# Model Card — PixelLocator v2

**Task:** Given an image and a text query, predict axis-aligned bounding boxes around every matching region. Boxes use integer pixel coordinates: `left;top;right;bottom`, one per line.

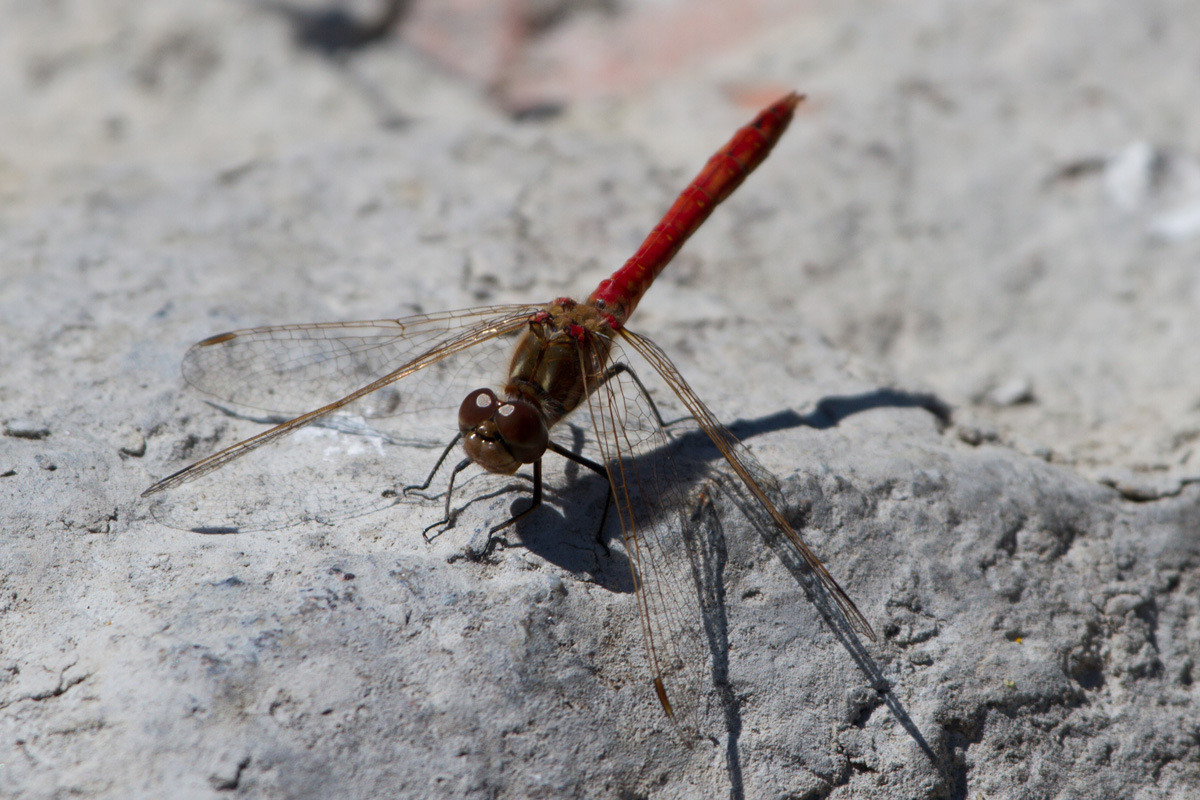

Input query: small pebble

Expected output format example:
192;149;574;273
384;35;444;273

1151;200;1200;242
119;429;147;457
1104;593;1145;617
988;378;1034;407
957;425;999;446
4;419;50;440
1094;466;1188;501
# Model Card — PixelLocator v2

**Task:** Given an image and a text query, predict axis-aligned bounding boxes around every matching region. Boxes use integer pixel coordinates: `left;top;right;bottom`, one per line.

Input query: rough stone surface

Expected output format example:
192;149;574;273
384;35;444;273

2;1;1198;799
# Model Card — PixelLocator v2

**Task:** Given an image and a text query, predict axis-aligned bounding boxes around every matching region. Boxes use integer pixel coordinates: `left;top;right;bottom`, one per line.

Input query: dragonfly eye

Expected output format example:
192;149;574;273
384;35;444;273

459;388;499;431
495;401;548;464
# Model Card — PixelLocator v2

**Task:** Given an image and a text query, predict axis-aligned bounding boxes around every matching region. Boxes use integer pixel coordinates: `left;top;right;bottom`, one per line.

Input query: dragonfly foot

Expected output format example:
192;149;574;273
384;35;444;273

421;516;455;542
483;532;511;557
456;529;510;562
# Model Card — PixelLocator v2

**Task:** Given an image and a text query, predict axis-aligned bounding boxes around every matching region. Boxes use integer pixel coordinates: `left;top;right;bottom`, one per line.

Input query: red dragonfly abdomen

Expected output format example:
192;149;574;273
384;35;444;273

587;92;801;328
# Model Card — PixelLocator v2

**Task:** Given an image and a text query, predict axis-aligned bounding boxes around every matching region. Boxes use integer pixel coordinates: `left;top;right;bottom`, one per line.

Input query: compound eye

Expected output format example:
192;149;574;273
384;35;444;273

459;388;499;432
495;401;549;464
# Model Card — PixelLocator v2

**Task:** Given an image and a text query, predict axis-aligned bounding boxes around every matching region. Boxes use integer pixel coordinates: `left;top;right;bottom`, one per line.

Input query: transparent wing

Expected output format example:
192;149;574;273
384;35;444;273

617;328;876;644
180;304;540;418
574;326;876;734
143;305;542;530
577;334;724;733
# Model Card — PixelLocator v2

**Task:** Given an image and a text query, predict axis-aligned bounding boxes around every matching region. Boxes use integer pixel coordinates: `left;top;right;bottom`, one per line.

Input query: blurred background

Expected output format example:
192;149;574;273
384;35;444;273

5;0;1197;496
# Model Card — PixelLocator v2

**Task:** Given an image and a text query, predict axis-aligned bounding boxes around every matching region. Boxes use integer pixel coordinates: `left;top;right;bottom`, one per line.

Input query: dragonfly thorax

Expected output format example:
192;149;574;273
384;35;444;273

504;302;615;428
459;387;549;475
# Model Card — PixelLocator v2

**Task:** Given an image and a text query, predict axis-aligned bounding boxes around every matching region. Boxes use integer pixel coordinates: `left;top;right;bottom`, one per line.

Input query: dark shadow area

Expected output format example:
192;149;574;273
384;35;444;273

793;388;952;431
510;103;567;123
511;491;637;597
259;0;414;128
495;386;950;782
682;488;745;800
411;454;637;595
265;0;412;55
500;387;953;608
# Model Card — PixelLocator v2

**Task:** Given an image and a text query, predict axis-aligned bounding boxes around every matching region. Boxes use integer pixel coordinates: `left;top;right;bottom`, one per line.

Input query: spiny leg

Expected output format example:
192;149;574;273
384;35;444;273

482;459;543;555
403;432;473;540
419;456;473;540
547;440;613;555
404;430;543;550
403;432;463;495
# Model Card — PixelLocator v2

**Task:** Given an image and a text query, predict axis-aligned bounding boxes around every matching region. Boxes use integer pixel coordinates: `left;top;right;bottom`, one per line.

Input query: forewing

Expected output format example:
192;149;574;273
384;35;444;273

180;305;540;418
144;306;541;531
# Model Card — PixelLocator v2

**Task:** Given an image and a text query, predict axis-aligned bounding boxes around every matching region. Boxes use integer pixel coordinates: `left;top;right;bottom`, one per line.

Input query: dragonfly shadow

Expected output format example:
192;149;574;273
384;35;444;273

746;498;940;768
509;470;637;597
726;389;947;772
790;387;953;431
530;386;954;584
506;501;638;594
511;386;948;781
680;484;746;796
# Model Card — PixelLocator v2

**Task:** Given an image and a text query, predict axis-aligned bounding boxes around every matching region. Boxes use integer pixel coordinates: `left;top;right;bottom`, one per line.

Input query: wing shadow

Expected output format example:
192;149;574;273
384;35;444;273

506;386;948;788
512;386;952;589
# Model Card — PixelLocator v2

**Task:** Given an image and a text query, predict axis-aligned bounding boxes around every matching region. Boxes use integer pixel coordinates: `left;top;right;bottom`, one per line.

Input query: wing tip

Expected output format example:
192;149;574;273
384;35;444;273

653;677;675;717
197;331;238;347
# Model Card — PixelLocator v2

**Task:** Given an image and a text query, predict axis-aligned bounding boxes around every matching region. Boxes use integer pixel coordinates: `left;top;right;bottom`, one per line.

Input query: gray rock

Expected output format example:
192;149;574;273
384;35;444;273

1;1;1197;798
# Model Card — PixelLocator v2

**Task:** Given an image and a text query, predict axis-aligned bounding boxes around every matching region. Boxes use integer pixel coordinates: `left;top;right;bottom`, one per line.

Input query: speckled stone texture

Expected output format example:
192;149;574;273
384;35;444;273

2;1;1197;798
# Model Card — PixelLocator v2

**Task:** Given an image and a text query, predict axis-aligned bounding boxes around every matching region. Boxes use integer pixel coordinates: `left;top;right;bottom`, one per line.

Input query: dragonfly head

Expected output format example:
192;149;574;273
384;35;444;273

459;388;549;474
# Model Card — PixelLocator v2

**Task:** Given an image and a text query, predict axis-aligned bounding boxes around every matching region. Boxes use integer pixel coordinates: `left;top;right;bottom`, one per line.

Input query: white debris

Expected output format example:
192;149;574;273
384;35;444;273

1150;200;1200;241
988;378;1035;407
1104;140;1156;211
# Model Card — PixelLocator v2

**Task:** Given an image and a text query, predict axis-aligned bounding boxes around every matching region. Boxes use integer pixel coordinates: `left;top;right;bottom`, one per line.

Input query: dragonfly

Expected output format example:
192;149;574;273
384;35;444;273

143;91;876;725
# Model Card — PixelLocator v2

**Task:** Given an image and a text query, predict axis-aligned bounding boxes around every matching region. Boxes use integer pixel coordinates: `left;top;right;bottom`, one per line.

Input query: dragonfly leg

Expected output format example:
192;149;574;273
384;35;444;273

481;458;544;554
546;441;613;555
420;456;473;540
404;433;463;495
594;483;614;556
601;362;670;428
404;421;614;555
